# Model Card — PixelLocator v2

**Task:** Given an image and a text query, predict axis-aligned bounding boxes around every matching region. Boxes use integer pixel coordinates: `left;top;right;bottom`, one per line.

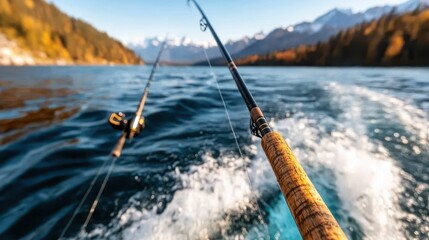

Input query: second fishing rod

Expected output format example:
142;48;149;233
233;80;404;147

84;37;167;228
109;37;168;157
60;37;168;239
85;38;168;229
189;0;347;239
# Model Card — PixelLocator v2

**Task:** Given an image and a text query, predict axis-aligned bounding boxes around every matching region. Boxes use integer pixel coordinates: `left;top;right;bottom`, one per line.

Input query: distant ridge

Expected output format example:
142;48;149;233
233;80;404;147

170;0;428;65
235;8;429;66
229;0;429;59
128;0;429;65
128;33;265;64
0;0;143;65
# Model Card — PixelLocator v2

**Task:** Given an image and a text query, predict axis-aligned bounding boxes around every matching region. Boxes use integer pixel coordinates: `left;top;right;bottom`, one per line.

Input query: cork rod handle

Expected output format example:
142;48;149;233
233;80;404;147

112;133;127;158
261;131;347;240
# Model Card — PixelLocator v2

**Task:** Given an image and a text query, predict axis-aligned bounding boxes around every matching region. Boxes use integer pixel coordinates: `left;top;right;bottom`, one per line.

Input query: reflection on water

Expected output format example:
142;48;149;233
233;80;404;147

0;106;79;145
0;80;78;145
0;83;75;110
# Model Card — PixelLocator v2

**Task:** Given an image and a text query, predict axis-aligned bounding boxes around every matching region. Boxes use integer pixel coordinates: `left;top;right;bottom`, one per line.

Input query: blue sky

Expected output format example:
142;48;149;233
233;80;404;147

49;0;406;44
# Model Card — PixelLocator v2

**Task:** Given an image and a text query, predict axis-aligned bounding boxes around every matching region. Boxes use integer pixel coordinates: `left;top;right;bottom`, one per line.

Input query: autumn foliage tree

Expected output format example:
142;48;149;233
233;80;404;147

0;0;143;64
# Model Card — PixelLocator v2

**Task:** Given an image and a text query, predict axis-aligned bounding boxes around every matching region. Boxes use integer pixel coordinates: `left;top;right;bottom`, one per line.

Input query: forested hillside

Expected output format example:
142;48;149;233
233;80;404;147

0;0;143;65
236;8;429;66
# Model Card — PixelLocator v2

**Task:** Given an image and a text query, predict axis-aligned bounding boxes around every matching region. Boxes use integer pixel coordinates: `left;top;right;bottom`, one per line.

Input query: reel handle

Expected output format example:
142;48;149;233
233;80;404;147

109;112;127;131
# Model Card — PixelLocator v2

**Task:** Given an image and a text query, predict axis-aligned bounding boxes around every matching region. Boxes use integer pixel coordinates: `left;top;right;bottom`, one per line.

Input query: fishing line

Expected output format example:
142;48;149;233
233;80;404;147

81;155;118;231
203;49;268;237
59;155;112;239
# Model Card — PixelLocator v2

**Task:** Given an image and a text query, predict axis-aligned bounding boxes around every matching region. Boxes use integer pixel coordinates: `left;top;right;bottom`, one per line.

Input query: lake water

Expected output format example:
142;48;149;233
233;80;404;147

0;66;428;239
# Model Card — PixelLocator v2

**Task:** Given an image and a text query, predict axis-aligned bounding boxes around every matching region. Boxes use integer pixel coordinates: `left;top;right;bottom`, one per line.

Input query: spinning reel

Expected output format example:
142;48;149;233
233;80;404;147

108;112;145;139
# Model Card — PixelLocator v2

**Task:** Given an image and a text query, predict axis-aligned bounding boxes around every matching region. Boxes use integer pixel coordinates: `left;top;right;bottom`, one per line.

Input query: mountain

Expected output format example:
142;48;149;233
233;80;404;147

195;0;429;66
234;0;429;59
131;0;428;65
313;8;360;29
129;32;265;64
397;0;429;12
129;37;216;64
0;0;143;65
235;8;429;66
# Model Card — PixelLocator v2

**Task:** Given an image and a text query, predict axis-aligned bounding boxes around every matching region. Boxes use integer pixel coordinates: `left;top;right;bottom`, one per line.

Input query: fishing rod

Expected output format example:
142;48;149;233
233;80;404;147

59;38;168;239
83;37;168;229
109;38;168;157
188;1;346;239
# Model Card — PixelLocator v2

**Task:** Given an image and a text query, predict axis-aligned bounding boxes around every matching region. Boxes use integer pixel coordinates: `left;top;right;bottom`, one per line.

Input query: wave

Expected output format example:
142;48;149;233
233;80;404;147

75;82;428;240
80;151;275;239
267;82;429;239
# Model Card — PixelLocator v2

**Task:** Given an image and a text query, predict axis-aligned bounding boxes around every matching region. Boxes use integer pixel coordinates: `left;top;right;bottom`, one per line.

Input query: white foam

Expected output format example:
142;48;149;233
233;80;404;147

329;83;429;146
275;115;405;238
85;152;275;239
267;83;429;239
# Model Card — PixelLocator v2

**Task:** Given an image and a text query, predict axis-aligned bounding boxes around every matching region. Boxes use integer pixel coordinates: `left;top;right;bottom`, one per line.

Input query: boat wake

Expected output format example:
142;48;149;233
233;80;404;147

82;82;428;240
81;150;275;239
267;83;428;239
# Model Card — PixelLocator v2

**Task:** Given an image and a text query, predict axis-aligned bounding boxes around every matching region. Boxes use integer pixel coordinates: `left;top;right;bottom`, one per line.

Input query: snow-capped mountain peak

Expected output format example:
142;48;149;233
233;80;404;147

128;37;161;48
363;5;394;21
315;8;354;24
129;36;214;49
396;0;429;12
253;31;266;40
292;8;356;33
128;34;258;63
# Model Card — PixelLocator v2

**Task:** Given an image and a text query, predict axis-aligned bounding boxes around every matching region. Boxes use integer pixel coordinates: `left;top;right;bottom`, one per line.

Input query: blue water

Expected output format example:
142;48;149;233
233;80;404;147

0;66;428;239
